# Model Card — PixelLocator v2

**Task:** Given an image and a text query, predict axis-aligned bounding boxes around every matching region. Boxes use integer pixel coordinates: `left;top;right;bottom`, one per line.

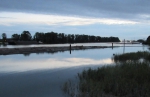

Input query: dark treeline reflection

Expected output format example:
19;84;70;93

22;49;89;56
11;31;120;44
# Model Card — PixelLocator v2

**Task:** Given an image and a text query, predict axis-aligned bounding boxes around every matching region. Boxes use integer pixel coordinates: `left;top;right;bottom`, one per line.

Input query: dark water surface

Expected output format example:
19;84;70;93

0;44;149;97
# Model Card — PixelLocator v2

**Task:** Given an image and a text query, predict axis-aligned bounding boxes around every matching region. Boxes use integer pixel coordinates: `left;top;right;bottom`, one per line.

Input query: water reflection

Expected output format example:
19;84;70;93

0;46;148;72
23;53;30;56
0;46;148;97
0;48;115;97
0;42;142;48
0;57;113;73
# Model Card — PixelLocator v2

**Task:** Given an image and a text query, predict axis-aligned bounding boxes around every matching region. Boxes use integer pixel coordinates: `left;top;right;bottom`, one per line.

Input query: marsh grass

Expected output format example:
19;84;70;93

62;51;150;97
112;51;150;63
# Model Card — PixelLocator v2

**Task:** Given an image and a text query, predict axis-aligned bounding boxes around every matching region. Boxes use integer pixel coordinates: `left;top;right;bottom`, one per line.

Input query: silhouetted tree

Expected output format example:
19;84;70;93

34;32;45;42
20;31;32;41
11;31;120;43
11;34;20;41
137;39;145;43
146;36;150;44
2;33;7;42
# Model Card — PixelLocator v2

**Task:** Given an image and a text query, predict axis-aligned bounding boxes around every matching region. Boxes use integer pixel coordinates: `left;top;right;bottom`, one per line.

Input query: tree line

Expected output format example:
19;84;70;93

142;35;150;45
11;31;120;44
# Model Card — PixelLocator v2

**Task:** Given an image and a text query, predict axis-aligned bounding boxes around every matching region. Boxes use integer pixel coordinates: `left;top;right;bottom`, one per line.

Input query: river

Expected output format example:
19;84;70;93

0;43;149;97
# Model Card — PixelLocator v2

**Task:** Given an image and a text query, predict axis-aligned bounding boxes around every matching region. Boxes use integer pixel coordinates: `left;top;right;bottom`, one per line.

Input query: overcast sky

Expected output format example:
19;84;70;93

0;0;150;40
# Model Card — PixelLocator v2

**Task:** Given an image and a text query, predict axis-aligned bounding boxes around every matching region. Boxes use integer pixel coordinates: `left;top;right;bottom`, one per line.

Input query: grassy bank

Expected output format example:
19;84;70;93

62;51;150;97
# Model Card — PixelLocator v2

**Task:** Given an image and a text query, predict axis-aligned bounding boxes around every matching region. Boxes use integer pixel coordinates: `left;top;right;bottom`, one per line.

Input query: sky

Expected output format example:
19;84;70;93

0;0;150;40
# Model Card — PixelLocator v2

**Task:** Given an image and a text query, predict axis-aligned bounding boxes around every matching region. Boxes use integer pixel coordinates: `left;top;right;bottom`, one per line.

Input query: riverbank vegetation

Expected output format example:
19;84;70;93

113;51;150;63
62;51;150;97
142;35;150;45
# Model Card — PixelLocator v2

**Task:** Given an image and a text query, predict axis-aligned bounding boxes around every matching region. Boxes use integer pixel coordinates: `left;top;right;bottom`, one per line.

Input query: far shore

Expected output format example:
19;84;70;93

0;41;141;55
0;46;119;55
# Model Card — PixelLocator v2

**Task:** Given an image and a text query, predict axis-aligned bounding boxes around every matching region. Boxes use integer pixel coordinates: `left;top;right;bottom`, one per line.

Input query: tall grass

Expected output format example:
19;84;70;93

112;51;150;63
78;62;150;97
62;51;150;97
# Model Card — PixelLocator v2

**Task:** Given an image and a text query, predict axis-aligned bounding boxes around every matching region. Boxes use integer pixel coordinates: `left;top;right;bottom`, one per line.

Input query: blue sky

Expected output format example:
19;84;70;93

0;0;150;40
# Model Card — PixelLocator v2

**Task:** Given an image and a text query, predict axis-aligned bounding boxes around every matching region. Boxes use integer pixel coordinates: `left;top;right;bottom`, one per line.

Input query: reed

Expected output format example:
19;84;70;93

63;51;150;97
112;51;150;63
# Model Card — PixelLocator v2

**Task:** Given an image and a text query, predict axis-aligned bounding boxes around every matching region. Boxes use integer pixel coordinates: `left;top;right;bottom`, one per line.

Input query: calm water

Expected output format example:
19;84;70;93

0;42;142;48
0;43;149;97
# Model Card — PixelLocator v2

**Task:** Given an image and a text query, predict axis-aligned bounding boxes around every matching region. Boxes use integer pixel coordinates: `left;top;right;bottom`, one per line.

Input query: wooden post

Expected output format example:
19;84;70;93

112;43;113;49
124;39;125;46
123;39;125;53
70;44;71;54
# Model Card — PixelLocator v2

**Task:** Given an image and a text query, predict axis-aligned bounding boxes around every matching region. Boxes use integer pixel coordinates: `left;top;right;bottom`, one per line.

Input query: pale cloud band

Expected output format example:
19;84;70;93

0;57;113;72
0;12;138;26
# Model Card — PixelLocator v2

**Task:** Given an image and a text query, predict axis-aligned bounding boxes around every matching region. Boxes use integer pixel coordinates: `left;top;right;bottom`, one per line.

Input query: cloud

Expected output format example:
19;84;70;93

0;0;150;39
0;12;138;26
1;0;150;21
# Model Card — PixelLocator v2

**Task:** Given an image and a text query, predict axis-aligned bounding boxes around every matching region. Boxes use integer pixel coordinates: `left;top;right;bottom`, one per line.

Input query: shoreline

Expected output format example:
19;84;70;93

0;46;117;55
